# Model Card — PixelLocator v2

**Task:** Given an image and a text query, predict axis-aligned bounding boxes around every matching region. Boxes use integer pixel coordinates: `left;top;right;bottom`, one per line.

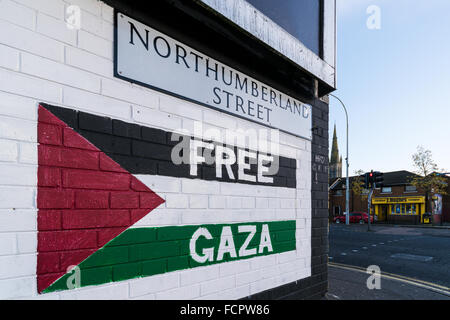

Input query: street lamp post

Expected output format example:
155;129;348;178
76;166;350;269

330;94;350;225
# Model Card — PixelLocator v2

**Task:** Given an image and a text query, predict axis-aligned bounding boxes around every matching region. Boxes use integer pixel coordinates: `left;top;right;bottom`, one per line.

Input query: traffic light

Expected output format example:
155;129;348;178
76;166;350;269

364;170;384;189
373;171;384;189
364;172;371;189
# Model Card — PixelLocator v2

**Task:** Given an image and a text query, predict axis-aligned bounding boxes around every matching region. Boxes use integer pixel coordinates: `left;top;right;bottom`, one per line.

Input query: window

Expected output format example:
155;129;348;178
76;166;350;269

391;203;418;215
381;187;392;193
246;0;322;55
405;185;417;192
334;206;341;216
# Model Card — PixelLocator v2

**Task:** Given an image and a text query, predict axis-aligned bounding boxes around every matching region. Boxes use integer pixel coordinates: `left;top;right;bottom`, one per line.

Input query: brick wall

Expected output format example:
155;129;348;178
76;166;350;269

247;97;329;300
0;0;324;300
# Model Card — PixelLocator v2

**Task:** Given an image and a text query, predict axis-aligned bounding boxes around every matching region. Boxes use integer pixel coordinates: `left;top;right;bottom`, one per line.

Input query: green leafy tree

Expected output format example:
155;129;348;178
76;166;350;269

409;146;448;212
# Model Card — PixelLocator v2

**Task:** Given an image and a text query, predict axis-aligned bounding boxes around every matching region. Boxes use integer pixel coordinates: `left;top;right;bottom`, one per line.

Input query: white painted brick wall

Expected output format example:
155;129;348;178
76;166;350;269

200;275;236;296
0;277;36;300
37;12;77;45
129;273;179;298
0;139;18;162
0;45;20;71
0;233;17;255
0;0;36;31
13;0;65;19
0;0;312;300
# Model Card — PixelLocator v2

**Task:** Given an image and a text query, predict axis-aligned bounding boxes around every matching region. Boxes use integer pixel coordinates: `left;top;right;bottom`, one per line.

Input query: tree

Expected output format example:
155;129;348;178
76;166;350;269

352;169;368;205
409;146;448;212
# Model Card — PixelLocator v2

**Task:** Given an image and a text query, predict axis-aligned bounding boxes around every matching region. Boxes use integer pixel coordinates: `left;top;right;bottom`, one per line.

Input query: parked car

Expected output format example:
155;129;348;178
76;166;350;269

334;212;374;224
360;212;374;224
333;214;346;223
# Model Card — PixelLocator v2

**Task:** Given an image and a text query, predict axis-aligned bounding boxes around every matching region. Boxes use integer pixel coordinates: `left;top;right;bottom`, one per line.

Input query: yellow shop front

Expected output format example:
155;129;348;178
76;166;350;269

372;196;426;224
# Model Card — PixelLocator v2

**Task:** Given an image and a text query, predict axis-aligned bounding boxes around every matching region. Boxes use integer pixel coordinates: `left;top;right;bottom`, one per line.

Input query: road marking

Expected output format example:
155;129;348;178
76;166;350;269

352;250;358;253
341;253;347;256
372;244;377;247
362;247;368;250
325;293;341;300
379;243;384;245
328;262;450;297
391;253;433;262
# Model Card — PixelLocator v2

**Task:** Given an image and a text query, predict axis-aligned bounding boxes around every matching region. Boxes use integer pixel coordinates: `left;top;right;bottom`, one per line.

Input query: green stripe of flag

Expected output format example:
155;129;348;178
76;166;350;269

44;220;296;293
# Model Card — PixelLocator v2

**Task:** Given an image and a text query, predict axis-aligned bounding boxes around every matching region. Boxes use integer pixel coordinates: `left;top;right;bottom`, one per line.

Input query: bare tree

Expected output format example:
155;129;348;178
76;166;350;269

409;146;448;212
412;146;438;176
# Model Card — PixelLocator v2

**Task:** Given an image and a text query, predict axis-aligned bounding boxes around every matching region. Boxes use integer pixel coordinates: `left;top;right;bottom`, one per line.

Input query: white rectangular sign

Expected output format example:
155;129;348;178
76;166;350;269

115;12;312;139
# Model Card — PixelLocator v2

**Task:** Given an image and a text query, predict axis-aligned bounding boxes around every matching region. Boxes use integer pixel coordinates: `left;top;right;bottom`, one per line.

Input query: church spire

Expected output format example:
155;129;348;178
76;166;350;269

329;124;342;179
330;124;340;164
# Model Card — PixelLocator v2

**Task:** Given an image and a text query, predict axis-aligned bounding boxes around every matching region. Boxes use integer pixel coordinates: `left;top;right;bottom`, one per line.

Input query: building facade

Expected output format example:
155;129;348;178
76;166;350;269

329;171;450;225
0;0;336;300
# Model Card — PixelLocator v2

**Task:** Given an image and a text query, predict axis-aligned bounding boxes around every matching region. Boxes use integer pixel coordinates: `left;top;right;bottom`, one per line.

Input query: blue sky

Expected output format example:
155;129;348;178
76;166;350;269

330;0;450;175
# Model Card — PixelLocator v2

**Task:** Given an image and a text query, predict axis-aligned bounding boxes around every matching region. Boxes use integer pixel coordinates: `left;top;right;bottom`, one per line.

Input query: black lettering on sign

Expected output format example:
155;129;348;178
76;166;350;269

41;104;297;188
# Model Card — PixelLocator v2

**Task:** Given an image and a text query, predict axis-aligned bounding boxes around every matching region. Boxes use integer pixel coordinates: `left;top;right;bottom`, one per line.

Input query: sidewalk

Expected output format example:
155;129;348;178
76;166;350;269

375;222;450;230
325;264;450;300
399;224;450;230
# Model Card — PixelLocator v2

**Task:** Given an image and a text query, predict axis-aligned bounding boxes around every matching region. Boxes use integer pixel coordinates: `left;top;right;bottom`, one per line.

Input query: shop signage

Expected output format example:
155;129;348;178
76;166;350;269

372;197;425;204
114;12;312;139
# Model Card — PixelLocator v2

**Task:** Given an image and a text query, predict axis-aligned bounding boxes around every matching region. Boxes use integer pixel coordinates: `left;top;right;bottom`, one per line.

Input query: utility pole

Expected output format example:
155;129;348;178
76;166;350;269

330;94;350;225
365;170;383;231
367;187;374;231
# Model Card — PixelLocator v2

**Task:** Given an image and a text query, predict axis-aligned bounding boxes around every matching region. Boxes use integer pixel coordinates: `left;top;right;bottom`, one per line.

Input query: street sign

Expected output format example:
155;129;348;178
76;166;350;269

115;12;312;139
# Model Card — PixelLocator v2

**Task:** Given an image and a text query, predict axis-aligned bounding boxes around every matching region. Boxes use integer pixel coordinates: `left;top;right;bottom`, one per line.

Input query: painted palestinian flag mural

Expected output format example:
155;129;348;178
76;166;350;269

37;104;298;294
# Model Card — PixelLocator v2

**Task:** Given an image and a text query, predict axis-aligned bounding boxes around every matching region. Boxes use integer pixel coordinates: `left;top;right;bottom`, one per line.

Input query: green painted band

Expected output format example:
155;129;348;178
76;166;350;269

44;220;296;293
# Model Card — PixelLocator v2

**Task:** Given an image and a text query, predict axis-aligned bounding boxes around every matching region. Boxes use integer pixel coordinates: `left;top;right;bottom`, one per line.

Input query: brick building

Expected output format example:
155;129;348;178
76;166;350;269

0;0;336;300
329;171;450;225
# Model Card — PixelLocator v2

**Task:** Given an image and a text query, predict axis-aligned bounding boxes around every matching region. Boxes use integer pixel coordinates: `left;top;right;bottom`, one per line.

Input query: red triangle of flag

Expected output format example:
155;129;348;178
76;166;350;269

37;105;165;293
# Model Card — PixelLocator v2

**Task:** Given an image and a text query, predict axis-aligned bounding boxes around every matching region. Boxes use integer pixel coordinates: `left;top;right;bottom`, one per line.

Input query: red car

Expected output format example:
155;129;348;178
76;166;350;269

334;212;374;224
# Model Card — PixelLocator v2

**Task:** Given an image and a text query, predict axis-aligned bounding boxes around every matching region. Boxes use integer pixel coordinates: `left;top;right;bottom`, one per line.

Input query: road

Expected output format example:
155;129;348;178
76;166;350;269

329;224;450;288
